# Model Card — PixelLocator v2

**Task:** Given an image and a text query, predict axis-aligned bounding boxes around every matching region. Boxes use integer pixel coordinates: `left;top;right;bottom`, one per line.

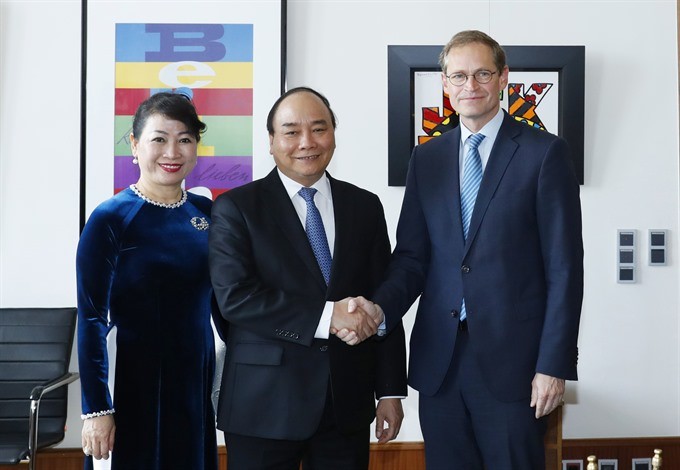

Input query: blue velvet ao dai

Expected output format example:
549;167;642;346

77;188;217;470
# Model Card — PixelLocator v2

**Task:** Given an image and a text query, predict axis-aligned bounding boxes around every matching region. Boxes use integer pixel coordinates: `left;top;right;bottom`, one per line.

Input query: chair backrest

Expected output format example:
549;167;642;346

0;307;77;440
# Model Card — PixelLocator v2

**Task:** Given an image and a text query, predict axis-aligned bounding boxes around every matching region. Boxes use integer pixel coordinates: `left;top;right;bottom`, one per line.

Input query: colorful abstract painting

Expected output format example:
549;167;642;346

114;23;253;199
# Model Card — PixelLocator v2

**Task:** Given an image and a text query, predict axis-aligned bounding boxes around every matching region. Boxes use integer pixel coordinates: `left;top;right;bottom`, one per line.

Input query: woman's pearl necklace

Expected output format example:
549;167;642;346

130;184;187;209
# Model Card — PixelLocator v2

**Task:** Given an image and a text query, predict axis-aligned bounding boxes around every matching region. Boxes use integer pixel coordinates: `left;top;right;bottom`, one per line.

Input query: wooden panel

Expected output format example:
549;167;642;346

5;435;677;470
218;445;227;469
369;442;425;470
0;444;430;470
545;405;563;470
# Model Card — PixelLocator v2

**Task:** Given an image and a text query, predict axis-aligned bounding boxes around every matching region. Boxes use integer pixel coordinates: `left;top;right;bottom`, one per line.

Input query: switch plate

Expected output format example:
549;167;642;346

617;229;636;283
649;229;668;266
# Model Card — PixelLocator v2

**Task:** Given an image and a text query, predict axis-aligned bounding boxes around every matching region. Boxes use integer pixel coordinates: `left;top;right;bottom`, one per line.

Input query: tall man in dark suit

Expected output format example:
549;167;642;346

209;87;407;470
347;30;583;468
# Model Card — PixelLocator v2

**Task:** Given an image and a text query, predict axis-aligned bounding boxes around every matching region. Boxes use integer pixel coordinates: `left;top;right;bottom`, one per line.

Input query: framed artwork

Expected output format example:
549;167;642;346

562;460;584;470
80;0;286;228
599;459;618;470
387;44;585;186
632;458;652;470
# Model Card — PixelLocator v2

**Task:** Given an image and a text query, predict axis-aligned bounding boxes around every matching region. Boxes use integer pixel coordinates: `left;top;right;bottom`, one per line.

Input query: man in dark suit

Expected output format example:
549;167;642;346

209;87;407;470
347;31;583;468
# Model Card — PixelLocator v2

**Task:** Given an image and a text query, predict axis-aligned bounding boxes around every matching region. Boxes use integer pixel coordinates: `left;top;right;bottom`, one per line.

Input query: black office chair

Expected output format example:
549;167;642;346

0;307;80;470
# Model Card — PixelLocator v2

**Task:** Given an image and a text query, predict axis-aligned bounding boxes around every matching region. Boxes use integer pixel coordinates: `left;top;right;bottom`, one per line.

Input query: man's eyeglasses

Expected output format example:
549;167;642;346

445;70;497;86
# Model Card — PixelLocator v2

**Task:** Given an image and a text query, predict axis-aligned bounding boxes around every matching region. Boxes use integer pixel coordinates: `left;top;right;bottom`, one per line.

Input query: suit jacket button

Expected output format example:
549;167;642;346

294;334;300;340
451;310;459;318
319;345;328;352
461;265;470;273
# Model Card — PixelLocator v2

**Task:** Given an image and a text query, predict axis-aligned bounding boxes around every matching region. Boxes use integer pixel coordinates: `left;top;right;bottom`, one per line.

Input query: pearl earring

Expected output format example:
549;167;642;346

132;156;138;164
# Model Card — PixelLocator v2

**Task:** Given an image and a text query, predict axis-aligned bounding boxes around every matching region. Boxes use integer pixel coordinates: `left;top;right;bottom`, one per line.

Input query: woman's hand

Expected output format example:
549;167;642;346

82;415;115;460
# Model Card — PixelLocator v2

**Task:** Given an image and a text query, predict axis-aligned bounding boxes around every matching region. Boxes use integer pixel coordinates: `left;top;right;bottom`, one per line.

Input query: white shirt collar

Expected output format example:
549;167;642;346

277;169;332;202
460;107;505;146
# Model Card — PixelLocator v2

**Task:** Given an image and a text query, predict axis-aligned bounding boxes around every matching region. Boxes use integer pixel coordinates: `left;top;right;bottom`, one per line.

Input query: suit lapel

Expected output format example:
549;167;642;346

327;174;350;291
262;170;328;291
438;129;465;246
465;115;520;253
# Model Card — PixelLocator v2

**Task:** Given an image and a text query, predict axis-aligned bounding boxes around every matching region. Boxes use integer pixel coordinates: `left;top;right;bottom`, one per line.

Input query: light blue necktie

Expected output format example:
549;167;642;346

298;187;332;285
459;133;485;321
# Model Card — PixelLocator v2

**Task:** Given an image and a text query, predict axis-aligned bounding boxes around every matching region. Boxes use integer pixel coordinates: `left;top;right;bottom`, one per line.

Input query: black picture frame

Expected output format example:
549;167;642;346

387;44;585;186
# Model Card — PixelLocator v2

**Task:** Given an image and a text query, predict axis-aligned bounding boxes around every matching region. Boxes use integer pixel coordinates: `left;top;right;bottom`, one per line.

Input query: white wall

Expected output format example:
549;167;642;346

0;0;678;448
0;0;83;448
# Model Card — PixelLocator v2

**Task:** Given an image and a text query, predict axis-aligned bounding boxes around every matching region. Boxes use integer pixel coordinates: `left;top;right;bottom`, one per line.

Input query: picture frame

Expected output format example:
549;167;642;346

632;457;652;470
387;44;585;186
80;0;286;229
562;460;584;470
599;459;618;470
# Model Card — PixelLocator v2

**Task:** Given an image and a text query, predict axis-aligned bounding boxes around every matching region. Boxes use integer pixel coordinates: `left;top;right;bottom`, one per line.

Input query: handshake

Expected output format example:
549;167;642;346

330;296;383;346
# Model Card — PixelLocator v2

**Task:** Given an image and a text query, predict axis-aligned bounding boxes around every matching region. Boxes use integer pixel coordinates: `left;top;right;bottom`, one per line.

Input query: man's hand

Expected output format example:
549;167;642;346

351;296;384;325
82;414;115;460
330;297;379;345
530;372;565;418
375;398;404;443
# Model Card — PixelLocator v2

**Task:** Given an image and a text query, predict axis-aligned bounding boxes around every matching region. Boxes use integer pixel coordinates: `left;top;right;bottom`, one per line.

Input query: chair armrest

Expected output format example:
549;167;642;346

30;372;80;401
27;372;79;470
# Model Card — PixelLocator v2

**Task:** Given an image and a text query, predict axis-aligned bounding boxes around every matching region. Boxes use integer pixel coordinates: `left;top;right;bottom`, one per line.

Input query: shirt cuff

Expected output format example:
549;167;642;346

314;301;334;339
377;320;387;337
376;304;386;336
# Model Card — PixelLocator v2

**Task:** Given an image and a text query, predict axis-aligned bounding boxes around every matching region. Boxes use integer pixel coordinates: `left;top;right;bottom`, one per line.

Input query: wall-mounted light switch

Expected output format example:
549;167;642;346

649;229;667;266
617;229;636;283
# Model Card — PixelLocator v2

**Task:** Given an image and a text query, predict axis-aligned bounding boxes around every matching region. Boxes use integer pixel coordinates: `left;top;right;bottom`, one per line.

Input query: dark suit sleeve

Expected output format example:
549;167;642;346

534;138;584;380
209;192;324;346
374;321;407;398
373;146;430;331
368;197;408;398
210;291;228;342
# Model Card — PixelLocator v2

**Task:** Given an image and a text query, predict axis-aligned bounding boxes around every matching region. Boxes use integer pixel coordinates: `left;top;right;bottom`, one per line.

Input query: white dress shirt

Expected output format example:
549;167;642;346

459;107;505;182
277;169;335;339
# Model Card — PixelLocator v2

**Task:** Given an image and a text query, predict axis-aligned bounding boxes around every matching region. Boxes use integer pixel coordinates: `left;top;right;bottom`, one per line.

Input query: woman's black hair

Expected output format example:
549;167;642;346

132;92;207;142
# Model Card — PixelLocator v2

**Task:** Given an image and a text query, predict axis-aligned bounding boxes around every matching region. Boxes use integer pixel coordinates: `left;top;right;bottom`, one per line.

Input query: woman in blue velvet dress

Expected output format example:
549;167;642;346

77;92;217;470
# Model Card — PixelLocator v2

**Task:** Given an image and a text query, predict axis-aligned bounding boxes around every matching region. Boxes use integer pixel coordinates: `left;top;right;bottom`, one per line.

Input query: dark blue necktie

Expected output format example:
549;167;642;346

298;187;332;285
460;133;485;322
